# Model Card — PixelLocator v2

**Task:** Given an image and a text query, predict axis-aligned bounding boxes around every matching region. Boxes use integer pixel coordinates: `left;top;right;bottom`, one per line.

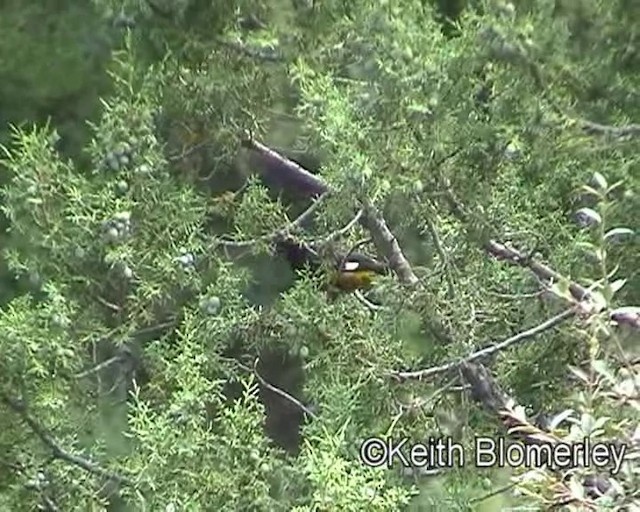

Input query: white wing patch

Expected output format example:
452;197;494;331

343;261;361;271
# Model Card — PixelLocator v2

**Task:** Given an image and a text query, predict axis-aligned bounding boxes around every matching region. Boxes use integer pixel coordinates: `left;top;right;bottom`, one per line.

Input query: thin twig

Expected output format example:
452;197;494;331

392;308;576;380
313;208;364;247
74;355;122;379
487;289;544;300
217;39;283;63
5;462;60;511
215;194;328;249
95;296;121;313
423;214;455;299
338;237;373;270
232;358;318;419
354;290;384;311
251;358;317;419
24;480;60;512
104;373;128;397
40;490;60;512
469;482;519;504
167;140;212;162
1;393;135;487
131;319;177;338
41;493;60;512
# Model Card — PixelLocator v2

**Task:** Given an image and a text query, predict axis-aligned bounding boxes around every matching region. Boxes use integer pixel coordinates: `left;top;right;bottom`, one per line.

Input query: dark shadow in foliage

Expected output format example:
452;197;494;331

221;342;307;455
428;0;468;37
256;346;306;455
242;252;299;308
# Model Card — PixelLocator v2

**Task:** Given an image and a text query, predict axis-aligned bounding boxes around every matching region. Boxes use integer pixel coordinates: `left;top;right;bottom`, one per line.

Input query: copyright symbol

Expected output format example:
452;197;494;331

360;437;388;467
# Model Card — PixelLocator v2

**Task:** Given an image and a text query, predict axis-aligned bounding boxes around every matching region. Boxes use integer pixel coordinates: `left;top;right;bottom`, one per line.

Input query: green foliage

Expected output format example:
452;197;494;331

126;376;284;510
1;0;639;510
295;424;414;511
0;1;111;155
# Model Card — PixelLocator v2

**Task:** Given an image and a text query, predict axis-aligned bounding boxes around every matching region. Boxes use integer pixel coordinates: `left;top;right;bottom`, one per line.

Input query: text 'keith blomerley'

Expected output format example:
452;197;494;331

359;437;627;474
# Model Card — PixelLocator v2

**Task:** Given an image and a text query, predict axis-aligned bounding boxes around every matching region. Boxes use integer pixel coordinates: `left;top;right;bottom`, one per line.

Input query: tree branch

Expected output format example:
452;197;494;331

242;138;328;198
392;307;575;381
445;183;640;329
440;183;593;304
217;39;283;63
313;208;364;247
424;213;455;299
580;119;640;138
0;393;135;487
74;354;123;379
486;239;592;303
359;199;420;286
244;138;419;286
232;358;318;420
214;193;328;248
242;138;617;501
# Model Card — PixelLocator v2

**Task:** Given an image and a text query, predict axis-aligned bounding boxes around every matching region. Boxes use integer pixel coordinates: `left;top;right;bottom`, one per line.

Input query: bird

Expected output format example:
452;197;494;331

332;252;388;292
274;237;388;293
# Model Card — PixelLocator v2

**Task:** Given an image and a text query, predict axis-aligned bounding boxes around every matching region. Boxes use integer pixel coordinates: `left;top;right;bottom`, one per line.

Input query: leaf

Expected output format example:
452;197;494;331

576;241;596;251
610;279;627;294
593;416;610;431
569;366;590;384
604;227;635;241
607;263;620;279
580;413;595;434
580;184;603;198
603;279;626;302
550;279;572;301
591;359;616;384
568;476;585;500
548;409;575;430
607;179;625;194
593;247;605;262
591;171;608;190
575;207;602;226
512;405;528;422
407;103;431;115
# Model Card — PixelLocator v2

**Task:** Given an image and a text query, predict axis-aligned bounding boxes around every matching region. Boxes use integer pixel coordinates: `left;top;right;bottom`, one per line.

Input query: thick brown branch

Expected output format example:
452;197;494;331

441;185;592;304
244;138;418;285
360;199;419;286
242;138;328;198
486;240;591;303
458;361;511;413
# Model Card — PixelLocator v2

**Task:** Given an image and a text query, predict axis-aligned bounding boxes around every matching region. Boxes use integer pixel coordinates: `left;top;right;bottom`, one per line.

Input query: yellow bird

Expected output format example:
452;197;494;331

275;238;388;293
331;253;388;292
